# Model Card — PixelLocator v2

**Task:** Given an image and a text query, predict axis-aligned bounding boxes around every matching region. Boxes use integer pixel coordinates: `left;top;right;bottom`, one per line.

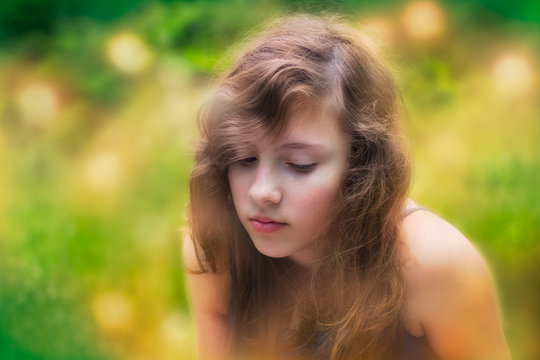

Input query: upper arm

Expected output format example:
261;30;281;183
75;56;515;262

183;232;232;360
401;210;511;360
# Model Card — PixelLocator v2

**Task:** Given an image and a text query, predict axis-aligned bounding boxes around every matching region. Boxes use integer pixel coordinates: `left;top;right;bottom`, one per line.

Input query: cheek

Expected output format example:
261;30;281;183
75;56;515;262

228;170;251;210
288;176;341;224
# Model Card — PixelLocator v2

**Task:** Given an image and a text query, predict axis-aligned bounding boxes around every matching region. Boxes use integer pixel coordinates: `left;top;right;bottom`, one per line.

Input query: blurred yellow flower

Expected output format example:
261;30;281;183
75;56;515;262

402;1;445;41
15;82;59;126
492;53;536;98
106;32;153;74
91;291;135;335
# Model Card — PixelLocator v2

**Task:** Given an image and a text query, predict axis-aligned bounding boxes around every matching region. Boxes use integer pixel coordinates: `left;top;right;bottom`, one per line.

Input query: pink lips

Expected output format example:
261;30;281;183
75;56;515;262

249;216;286;234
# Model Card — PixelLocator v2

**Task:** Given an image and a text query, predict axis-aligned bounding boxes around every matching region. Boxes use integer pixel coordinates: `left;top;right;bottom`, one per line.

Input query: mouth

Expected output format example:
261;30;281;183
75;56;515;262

248;216;287;234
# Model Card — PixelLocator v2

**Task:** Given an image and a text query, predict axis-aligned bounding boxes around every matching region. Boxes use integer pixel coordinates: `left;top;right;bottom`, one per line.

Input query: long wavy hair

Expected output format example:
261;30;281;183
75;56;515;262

188;14;411;359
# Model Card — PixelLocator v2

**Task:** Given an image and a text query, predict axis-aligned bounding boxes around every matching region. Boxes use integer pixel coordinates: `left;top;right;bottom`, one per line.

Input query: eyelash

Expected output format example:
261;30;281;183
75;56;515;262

238;157;257;166
236;157;316;174
287;163;316;174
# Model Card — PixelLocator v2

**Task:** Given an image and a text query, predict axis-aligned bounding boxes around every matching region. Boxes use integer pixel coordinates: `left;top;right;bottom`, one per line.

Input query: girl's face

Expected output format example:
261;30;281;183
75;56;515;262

228;107;349;266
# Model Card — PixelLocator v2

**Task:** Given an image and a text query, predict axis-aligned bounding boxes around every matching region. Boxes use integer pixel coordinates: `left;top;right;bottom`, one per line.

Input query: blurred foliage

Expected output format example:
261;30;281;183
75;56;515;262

0;0;539;359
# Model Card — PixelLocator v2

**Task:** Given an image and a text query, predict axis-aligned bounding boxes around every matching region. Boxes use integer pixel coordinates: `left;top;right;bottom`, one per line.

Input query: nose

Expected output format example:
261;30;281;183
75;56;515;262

248;164;282;205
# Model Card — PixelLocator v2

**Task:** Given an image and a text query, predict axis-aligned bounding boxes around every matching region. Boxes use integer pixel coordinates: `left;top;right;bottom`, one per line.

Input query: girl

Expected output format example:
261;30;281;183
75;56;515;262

184;14;511;360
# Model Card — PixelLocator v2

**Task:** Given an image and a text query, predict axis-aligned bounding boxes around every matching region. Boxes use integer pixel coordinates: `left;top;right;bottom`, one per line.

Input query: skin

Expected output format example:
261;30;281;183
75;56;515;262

184;108;512;359
400;205;512;360
227;106;349;266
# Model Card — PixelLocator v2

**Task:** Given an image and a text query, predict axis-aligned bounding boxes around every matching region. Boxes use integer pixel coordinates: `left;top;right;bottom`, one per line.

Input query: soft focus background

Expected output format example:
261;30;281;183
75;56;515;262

0;0;538;359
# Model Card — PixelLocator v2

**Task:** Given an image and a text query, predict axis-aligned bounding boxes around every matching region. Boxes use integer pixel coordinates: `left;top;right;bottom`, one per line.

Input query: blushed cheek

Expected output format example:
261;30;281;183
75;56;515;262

294;181;341;231
300;169;344;209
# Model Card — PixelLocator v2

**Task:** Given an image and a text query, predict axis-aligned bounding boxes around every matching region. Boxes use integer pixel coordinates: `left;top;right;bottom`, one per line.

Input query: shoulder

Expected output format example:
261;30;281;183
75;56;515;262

399;207;488;335
182;229;206;273
182;229;232;359
182;229;231;315
400;206;486;277
399;206;511;359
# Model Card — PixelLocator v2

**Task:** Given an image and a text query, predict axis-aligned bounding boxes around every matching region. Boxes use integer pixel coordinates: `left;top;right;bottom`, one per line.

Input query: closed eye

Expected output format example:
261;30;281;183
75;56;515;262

238;157;257;166
287;163;316;174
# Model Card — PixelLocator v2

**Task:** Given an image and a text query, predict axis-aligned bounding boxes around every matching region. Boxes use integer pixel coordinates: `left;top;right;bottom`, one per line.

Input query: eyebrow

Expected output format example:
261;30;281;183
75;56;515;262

278;142;325;150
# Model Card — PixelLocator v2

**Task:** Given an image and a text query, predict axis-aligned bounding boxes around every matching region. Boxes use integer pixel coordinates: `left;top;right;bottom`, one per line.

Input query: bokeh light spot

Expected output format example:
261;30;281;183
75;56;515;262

402;1;445;41
16;83;59;126
492;53;536;98
91;291;134;335
161;312;190;350
106;32;153;74
82;151;123;194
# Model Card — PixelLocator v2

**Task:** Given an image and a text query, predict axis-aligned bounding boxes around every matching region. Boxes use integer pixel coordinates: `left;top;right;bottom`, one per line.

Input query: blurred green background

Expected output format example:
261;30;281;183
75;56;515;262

0;0;538;359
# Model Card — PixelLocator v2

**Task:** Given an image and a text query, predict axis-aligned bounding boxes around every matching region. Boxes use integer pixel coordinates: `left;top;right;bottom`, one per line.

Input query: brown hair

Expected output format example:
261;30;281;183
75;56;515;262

188;14;411;359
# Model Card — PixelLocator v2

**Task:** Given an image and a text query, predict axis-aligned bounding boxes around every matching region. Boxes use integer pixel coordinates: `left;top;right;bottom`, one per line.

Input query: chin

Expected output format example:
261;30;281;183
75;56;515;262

251;239;291;259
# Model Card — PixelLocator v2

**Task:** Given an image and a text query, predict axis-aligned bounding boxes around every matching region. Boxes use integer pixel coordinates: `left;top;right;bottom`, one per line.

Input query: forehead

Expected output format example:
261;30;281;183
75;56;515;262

276;105;349;147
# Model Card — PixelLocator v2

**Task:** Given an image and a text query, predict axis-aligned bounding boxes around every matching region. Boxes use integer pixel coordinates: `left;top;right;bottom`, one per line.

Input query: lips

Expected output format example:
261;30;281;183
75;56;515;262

249;216;287;234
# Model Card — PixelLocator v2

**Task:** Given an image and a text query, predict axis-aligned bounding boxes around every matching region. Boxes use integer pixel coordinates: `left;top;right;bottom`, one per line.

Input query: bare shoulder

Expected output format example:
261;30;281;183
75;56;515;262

182;230;232;359
182;229;209;273
399;208;487;335
182;230;230;314
399;207;511;359
400;208;487;277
